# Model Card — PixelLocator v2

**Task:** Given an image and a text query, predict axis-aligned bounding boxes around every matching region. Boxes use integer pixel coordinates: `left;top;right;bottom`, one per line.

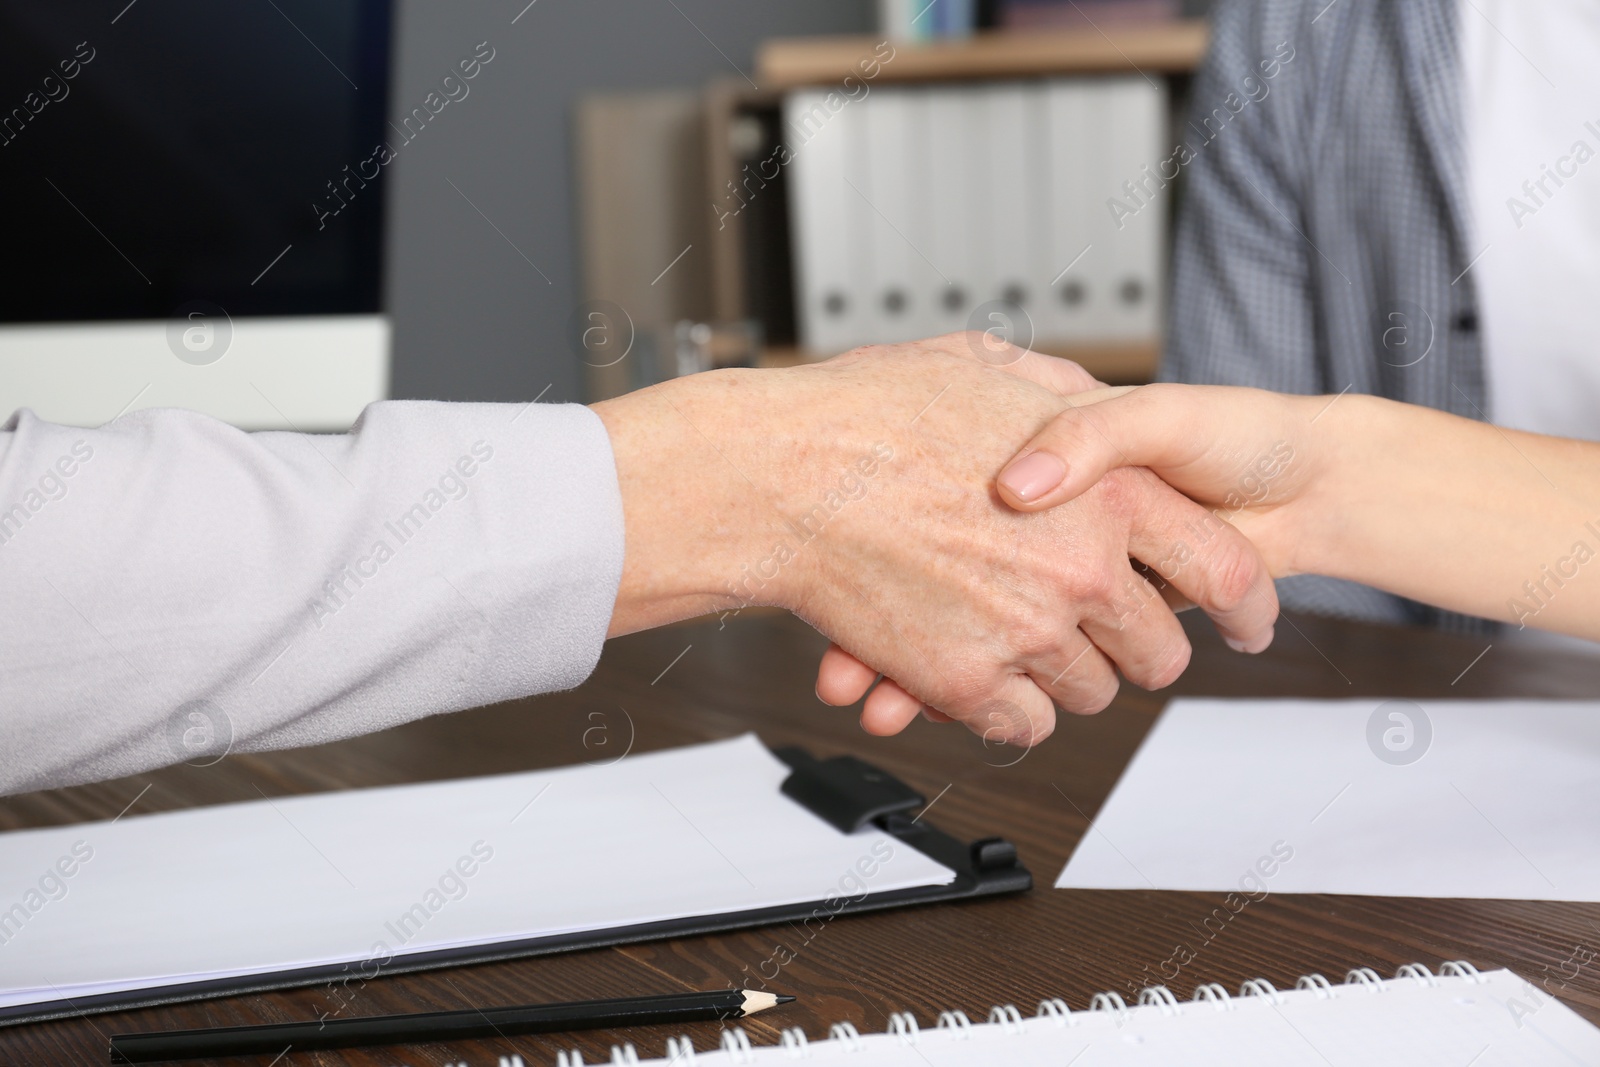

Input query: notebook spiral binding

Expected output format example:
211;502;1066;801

551;961;1489;1064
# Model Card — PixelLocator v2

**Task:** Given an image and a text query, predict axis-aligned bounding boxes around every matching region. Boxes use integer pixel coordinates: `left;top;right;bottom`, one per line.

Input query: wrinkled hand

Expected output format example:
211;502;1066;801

806;343;1280;742
597;335;1279;748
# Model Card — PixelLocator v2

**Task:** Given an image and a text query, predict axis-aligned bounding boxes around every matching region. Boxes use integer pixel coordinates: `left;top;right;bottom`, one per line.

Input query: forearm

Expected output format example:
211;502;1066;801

0;402;622;794
1293;395;1600;639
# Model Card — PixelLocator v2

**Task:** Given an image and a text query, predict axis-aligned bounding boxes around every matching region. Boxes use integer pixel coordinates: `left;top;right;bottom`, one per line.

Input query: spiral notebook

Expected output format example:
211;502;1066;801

580;963;1600;1065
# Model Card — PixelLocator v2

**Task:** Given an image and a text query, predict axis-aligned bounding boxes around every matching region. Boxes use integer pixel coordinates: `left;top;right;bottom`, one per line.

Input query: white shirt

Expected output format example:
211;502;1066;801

1461;0;1600;441
0;403;624;795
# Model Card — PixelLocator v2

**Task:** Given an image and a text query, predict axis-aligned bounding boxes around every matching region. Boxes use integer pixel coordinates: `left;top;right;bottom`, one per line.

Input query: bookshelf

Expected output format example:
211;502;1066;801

756;21;1209;88
721;22;1207;385
574;24;1210;399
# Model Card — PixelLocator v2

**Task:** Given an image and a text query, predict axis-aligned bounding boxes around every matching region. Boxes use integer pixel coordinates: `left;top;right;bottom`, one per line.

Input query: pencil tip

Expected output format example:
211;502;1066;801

739;990;797;1014
775;995;796;1005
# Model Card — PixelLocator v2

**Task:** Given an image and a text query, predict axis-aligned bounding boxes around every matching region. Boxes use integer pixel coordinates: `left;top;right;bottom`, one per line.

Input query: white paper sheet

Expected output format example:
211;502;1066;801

1057;699;1600;900
0;734;953;1009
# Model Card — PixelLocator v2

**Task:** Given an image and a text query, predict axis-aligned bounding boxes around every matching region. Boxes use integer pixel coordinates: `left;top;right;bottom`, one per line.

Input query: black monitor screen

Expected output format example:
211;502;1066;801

0;0;391;323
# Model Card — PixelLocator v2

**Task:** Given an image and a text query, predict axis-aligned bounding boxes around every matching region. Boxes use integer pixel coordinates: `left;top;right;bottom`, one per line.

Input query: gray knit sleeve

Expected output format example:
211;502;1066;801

0;401;624;795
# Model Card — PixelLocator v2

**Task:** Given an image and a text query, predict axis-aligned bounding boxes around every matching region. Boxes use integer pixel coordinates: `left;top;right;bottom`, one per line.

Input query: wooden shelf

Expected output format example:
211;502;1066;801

756;21;1208;88
756;346;815;369
759;340;1159;385
1035;339;1160;383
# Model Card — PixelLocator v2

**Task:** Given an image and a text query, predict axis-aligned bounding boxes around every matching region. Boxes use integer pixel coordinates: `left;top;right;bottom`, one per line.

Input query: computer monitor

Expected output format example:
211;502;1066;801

0;0;393;429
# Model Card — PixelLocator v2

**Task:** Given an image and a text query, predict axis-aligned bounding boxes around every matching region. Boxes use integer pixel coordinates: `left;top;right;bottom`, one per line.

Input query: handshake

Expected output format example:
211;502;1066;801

4;329;1578;796
595;332;1295;749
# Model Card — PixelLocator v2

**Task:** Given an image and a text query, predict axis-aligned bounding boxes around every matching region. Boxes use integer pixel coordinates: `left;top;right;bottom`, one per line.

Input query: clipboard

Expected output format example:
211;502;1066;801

0;741;1030;1027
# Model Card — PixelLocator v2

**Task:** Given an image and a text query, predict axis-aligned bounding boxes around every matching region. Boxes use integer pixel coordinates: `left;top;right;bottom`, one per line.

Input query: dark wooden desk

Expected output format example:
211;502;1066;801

5;612;1600;1066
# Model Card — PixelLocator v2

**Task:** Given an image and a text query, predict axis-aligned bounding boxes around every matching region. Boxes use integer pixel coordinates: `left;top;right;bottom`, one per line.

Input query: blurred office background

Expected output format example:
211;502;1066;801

0;0;1211;424
387;0;881;407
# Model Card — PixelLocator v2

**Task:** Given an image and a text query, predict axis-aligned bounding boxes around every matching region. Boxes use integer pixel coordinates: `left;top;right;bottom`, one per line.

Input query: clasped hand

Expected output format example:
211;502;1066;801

597;333;1280;749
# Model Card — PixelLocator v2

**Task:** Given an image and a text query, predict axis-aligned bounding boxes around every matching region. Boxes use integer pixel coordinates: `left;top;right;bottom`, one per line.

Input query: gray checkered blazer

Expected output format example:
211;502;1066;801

1164;0;1491;631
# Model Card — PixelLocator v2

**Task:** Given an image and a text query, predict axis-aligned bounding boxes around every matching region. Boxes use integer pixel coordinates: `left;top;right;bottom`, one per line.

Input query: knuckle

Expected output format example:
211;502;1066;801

1081;465;1142;516
1040;410;1091;453
1043;398;1094;431
1057;360;1098;392
1057;557;1117;605
938;663;997;712
974;696;1053;747
1144;637;1192;691
1073;676;1120;715
1012;614;1064;660
1202;534;1264;612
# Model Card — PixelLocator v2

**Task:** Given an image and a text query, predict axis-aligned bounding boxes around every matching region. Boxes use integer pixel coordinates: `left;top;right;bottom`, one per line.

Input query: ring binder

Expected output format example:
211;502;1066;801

565;962;1600;1065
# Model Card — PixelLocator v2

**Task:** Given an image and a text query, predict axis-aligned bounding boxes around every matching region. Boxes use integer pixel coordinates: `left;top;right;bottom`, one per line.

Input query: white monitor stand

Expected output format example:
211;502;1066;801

0;314;390;432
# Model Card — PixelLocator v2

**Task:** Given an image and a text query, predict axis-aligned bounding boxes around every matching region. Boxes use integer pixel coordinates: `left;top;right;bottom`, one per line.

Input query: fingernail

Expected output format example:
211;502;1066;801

999;451;1066;502
1225;626;1275;654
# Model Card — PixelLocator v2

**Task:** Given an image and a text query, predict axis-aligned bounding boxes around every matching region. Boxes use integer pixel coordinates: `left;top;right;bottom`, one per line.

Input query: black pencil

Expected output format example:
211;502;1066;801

107;988;794;1064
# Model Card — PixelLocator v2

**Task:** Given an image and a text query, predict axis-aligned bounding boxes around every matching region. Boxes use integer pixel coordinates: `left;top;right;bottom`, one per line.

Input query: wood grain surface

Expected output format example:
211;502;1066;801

4;610;1599;1066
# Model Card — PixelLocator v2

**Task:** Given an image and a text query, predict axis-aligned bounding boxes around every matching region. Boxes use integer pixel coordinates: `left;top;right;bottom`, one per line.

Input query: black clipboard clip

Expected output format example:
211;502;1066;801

774;745;1032;901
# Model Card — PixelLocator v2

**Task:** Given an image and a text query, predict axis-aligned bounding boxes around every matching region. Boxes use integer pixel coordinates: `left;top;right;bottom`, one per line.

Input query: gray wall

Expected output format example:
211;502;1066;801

383;0;873;406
